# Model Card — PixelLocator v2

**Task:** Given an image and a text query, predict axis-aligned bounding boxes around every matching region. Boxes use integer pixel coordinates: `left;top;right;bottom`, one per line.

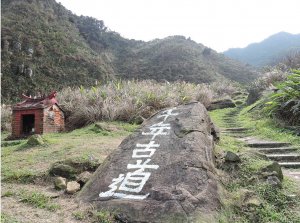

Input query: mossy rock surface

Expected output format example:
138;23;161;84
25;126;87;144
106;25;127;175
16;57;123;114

26;134;45;146
49;157;101;179
49;163;77;179
261;161;283;181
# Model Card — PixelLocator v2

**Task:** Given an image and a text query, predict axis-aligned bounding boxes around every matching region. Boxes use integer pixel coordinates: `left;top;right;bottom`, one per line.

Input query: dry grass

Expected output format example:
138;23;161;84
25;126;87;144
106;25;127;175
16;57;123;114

1;104;12;132
249;69;287;92
57;80;237;129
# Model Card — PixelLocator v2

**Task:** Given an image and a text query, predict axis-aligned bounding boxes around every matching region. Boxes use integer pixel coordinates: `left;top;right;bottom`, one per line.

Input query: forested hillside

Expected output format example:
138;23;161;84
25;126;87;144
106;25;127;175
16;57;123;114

1;0;257;102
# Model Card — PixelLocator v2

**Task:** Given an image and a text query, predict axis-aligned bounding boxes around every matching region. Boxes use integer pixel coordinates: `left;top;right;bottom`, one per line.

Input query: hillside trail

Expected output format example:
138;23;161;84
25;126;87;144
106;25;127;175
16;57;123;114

220;108;300;182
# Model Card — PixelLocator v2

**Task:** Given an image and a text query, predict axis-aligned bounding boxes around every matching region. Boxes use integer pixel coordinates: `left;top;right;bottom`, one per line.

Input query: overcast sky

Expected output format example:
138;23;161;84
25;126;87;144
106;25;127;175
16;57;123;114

57;0;300;52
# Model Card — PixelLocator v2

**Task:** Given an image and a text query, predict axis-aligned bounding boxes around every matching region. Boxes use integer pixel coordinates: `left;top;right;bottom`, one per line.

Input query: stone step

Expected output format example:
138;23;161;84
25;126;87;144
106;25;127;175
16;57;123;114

222;118;236;121
279;162;300;168
222;134;248;138
223;116;238;119
222;134;247;138
222;125;240;128
223;128;249;132
222;130;248;134
266;154;300;162
282;170;300;181
222;122;238;125
247;142;291;148
257;147;299;154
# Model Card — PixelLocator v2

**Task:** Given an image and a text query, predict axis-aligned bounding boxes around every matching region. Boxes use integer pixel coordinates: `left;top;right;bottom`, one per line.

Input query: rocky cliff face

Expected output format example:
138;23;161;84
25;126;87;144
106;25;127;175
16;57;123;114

78;102;222;222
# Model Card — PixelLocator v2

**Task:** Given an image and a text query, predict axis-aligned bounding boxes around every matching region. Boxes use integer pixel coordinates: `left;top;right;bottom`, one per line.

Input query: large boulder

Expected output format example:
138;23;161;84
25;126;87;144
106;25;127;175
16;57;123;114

78;102;222;222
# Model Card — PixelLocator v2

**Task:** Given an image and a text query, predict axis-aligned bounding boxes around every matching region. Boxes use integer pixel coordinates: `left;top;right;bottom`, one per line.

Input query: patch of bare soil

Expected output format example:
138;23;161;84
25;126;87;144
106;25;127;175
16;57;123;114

1;183;95;223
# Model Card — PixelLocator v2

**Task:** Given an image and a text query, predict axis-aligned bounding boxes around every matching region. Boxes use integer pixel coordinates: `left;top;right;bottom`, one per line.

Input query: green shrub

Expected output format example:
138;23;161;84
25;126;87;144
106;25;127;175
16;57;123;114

264;70;300;126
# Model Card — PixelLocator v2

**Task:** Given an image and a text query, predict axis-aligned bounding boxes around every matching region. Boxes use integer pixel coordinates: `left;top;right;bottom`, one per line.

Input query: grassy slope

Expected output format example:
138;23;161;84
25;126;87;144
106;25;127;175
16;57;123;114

210;108;300;223
210;107;300;145
239;104;300;146
1;122;138;182
1;121;138;222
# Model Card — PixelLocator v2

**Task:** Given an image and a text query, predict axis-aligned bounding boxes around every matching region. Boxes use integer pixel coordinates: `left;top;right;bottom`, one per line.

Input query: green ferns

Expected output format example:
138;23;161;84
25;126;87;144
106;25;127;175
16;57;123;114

265;70;300;126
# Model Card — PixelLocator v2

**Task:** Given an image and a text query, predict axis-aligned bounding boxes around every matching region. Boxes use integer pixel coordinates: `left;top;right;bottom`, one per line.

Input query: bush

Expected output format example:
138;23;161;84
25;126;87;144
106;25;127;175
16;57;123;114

248;69;287;93
246;69;288;105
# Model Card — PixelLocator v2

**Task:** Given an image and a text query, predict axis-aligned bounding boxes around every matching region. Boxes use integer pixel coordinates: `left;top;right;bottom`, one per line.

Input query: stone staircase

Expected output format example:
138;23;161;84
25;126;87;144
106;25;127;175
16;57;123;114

220;109;300;181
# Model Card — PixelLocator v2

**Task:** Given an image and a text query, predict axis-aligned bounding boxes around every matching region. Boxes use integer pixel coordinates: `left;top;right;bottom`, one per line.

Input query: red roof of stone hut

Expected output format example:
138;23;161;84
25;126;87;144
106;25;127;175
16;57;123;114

13;91;60;110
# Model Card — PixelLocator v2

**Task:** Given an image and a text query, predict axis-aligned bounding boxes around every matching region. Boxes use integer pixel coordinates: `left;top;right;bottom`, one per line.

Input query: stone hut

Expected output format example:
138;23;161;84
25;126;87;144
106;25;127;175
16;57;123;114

11;91;65;138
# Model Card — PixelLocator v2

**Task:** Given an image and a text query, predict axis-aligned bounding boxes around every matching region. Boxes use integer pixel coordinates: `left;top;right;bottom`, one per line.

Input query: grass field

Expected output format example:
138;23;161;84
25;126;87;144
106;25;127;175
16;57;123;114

1;121;138;223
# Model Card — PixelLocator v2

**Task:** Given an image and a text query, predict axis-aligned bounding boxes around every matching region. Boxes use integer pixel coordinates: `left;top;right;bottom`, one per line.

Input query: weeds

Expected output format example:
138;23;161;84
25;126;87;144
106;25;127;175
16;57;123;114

1;213;21;223
91;210;114;223
1;104;12;132
73;211;85;220
19;190;60;211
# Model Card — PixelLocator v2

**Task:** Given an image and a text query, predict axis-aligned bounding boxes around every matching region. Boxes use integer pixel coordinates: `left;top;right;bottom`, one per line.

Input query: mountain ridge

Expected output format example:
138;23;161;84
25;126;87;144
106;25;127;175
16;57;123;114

224;32;300;67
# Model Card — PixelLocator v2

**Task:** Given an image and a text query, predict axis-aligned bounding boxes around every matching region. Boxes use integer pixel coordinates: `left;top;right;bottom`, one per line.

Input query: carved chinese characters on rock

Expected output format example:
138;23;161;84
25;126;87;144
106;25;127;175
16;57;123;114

99;108;179;200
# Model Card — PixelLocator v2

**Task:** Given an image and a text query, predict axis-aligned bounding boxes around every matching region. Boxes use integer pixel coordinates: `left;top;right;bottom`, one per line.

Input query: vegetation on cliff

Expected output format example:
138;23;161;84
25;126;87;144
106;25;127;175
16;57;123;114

1;0;257;102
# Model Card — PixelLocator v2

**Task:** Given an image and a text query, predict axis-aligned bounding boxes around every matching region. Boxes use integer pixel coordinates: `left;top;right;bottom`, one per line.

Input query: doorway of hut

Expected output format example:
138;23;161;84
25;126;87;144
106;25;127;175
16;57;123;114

22;114;35;135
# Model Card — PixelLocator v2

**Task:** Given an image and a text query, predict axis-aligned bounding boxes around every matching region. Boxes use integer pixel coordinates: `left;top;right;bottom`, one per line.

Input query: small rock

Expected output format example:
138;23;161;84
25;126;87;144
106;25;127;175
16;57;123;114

236;189;262;208
27;134;45;146
24;67;33;77
261;162;283;181
49;163;76;179
225;151;241;162
13;41;21;52
49;158;101;179
54;177;67;190
77;171;92;185
266;176;282;188
66;181;80;194
260;171;279;178
27;48;34;56
245;197;262;207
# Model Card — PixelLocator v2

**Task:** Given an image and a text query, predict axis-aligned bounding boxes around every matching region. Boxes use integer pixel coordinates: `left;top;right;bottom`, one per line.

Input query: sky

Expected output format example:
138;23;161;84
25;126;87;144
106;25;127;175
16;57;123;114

57;0;300;52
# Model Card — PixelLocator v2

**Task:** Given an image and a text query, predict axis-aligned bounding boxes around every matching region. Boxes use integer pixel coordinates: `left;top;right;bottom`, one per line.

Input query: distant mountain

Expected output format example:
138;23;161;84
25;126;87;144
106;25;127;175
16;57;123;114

224;32;300;67
1;0;258;101
114;36;257;84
